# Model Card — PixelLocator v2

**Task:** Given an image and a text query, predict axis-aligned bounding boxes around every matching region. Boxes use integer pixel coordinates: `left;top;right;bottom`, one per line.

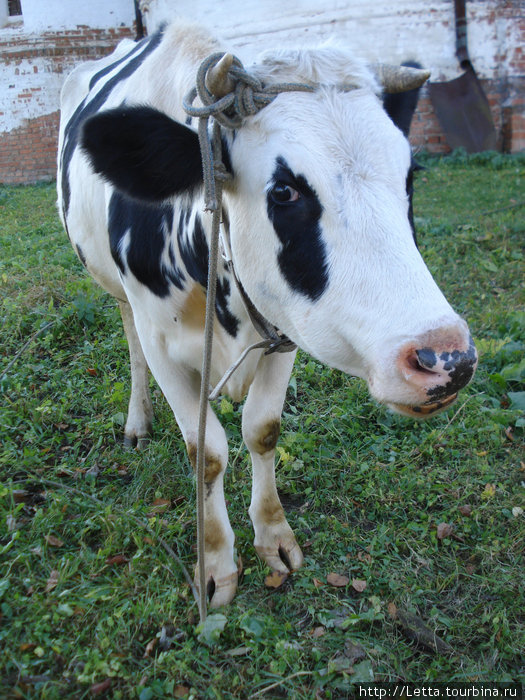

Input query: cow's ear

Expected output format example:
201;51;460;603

80;106;202;201
382;61;424;137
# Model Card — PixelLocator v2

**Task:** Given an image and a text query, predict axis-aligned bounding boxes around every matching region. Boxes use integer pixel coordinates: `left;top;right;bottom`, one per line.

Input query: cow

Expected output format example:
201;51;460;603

57;22;478;607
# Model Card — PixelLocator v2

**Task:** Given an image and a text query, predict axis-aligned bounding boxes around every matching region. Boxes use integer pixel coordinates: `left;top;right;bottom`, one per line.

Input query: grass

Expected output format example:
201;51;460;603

1;152;524;698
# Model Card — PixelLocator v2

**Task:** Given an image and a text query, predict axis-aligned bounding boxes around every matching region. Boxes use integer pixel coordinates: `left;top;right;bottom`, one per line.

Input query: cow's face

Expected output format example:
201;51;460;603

226;87;476;415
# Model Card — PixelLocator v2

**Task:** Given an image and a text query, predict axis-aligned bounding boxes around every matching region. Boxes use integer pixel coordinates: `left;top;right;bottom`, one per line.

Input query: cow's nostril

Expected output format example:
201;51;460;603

406;349;438;375
415;347;439;371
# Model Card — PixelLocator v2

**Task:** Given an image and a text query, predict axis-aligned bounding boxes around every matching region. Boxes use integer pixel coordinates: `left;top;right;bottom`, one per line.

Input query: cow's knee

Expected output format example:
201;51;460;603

243;417;281;456
186;443;226;490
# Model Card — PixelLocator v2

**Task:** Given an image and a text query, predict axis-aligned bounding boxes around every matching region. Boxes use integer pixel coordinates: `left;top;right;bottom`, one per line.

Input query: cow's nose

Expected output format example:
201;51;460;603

398;334;478;400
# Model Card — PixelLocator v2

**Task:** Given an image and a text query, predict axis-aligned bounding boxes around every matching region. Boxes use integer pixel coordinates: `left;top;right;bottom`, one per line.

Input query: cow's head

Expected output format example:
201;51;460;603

81;46;477;417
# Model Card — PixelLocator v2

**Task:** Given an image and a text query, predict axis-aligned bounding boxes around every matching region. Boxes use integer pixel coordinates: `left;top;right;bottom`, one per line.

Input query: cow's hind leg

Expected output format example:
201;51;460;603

242;350;304;576
118;300;153;448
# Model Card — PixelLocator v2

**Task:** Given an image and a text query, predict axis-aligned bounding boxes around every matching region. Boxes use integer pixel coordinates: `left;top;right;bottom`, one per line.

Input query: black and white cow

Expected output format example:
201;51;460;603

57;22;477;606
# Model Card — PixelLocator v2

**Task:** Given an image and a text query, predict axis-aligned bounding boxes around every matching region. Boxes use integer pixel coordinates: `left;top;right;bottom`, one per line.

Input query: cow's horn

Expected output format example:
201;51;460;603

373;64;431;93
205;53;235;98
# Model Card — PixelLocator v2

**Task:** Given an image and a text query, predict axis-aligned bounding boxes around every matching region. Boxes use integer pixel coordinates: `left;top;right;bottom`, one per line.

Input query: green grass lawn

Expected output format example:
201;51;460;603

1;152;524;698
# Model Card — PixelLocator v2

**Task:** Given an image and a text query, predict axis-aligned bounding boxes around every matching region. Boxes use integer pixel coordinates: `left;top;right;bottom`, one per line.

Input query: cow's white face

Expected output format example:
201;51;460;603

227;87;475;415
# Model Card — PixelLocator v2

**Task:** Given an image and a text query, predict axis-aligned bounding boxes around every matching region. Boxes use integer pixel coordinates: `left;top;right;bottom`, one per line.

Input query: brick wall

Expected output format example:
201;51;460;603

0;26;134;184
0;111;59;183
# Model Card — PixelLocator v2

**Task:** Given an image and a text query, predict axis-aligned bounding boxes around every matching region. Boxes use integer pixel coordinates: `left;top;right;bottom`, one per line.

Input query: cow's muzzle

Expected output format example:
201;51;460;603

390;332;478;418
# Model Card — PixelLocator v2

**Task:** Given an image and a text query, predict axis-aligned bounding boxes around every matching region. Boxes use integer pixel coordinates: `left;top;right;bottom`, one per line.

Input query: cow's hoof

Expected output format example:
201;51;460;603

123;434;151;450
194;569;238;608
255;534;304;574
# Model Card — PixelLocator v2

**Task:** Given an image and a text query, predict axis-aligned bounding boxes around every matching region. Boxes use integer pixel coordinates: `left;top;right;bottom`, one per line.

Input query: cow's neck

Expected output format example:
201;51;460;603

218;205;296;355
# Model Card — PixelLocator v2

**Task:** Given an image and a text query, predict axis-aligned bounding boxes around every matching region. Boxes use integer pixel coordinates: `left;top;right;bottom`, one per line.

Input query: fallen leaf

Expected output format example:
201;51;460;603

387;602;398;619
312;577;324;588
45;569;59;593
225;646;251;656
357;551;372;564
352;659;375;682
504;426;514;442
512;506;523;517
158;624;177;651
197;613;227;645
90;678;112;696
395;610;454;655
482;483;496;499
327;573;349;587
174;686;191;698
264;570;288;588
351;579;367;593
311;626;326;638
458;504;472;516
436;522;453;540
20;643;37;652
45;535;64;548
106;554;128;566
85;465;100;479
151;498;171;512
330;655;355;673
344;640;367;664
86;367;97;376
143;638;157;658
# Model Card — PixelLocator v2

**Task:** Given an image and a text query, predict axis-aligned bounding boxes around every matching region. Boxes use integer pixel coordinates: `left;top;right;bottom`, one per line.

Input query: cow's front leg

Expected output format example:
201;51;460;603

242;350;303;575
132;326;237;607
185;429;238;608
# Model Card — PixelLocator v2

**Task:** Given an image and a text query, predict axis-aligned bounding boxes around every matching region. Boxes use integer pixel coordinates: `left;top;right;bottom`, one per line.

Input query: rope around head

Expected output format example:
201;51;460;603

183;52;321;210
183;53;322;623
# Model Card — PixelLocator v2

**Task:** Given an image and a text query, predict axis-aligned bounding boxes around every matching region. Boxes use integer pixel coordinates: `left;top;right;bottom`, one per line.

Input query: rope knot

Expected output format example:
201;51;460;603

183;52;317;212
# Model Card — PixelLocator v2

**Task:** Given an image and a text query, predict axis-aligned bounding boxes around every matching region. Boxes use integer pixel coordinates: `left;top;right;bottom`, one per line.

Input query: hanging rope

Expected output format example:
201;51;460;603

183;53;339;623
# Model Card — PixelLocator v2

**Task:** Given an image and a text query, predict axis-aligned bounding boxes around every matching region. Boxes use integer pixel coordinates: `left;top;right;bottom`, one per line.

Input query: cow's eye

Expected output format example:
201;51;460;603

270;183;300;204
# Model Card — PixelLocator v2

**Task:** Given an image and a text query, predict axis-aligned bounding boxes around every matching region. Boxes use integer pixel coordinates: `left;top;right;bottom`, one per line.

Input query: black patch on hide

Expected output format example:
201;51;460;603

266;156;328;301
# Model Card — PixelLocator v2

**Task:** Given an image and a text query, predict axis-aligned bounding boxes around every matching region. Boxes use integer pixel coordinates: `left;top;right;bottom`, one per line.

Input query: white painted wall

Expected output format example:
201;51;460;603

0;1;8;28
20;0;134;32
0;52;64;132
140;0;517;81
